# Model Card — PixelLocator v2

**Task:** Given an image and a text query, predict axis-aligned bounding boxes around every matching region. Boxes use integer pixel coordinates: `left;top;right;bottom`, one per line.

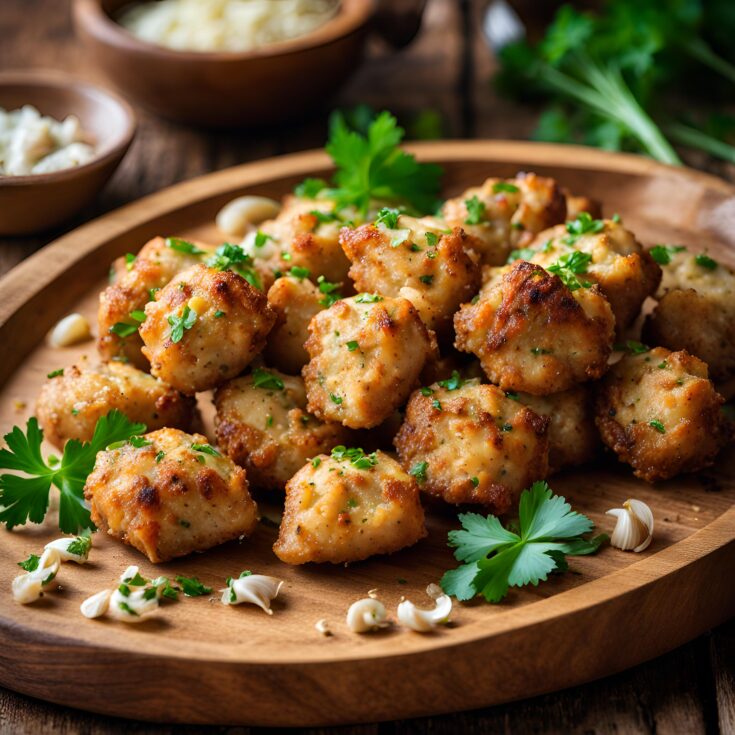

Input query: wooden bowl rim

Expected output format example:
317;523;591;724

0;69;137;188
0;140;734;667
73;0;375;62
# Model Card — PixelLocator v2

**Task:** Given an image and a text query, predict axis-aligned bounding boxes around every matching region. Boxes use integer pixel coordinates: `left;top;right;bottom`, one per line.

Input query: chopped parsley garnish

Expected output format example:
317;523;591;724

155;451;165;463
125;253;136;271
0;410;145;532
295;177;328;198
470;476;480;487
167;305;197;343
437;370;465;391
695;253;718;270
175;575;213;597
66;534;92;558
254;231;273;248
614;340;649;354
420;386;434;396
425;231;439;247
118;601;138;617
441;481;606;603
109;322;138;338
649;244;686;264
310;210;339;224
289;266;311;280
317;275;343;307
419;274;434;285
329;393;343;405
129;436;152;448
611;213;621;223
330;446;378;470
563;212;604;245
47;369;64;379
214;310;225;318
346;340;359;352
507;247;535;263
18;554;40;571
649;420;666;433
166;237;205;255
376;207;401;229
265;415;274;428
311;457;322;468
492;181;520;194
206;243;262;290
505;391;519;401
252;368;284;391
355;293;383;303
547;250;593;291
658;361;668;369
432;399;443;411
129;310;147;323
409;461;428;483
501;423;513;432
464;195;486;225
191;443;220;457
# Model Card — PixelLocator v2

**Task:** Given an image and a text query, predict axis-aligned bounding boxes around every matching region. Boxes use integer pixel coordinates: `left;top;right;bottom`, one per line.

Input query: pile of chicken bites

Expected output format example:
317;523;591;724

36;172;734;566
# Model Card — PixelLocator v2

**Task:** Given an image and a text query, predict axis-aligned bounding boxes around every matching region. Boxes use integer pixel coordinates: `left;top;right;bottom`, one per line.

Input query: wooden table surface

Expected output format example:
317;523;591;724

1;1;734;733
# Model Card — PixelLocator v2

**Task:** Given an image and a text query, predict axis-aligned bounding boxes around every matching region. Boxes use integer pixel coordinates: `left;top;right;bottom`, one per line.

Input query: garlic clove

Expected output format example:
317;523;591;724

48;313;92;348
45;534;92;564
346;598;388;633
216;196;281;238
221;574;283;614
396;584;452;633
107;588;159;623
607;499;654;552
80;589;112;619
315;619;332;636
11;547;61;604
12;573;44;604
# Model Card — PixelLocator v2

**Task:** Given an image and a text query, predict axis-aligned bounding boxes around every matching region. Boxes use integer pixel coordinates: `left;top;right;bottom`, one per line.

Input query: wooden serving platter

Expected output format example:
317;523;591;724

0;142;733;727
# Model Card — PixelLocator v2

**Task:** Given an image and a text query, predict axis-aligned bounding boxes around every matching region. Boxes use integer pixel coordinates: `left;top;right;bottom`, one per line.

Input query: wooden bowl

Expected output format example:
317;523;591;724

0;70;136;236
72;0;379;127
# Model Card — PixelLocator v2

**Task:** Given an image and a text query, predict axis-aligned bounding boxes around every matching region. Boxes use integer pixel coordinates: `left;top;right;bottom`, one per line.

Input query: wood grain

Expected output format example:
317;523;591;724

0;143;733;727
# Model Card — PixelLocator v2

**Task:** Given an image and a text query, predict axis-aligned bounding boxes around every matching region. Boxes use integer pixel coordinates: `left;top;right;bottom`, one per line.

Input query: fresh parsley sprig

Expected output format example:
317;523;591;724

0;410;146;533
441;481;607;603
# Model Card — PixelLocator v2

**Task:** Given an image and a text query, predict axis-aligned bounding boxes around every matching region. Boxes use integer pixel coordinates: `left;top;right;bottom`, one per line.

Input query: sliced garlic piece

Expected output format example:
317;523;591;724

346;598;388;633
11;547;61;604
107;587;159;623
45;534;92;564
216;196;281;238
80;589;112;619
221;574;283;614
396;583;452;633
48;313;91;348
607;499;654;552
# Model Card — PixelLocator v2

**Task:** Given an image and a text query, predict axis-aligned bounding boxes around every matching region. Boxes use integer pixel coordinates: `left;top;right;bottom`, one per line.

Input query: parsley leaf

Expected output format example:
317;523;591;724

166;237;205;255
331;446;378;470
316;275;343;307
18;553;40;571
175;575;213;597
168;305;197;343
295;178;328;198
649;244;686;265
695;253;718;270
206;243;262;290
492;181;520;194
547;251;593;291
441;481;606;603
464;195;486;225
0;410;145;533
409;461;428;483
252;368;284;391
376;207;401;229
437;370;465;391
563;212;604;245
109;322;138;338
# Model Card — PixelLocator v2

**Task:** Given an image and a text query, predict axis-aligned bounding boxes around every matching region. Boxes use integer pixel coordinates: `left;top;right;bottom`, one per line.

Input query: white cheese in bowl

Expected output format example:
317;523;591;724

0;106;96;176
117;0;340;53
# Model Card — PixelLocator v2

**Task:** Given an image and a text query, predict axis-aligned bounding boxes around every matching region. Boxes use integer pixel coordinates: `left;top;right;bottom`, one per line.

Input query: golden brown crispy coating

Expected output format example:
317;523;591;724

644;248;735;386
252;195;350;283
263;275;325;375
455;261;615;395
517;386;598;473
441;172;566;265
140;264;276;395
394;381;549;512
303;295;437;429
339;215;481;335
595;347;728;482
214;370;350;491
36;362;195;450
98;237;215;369
84;428;258;563
522;218;661;332
273;449;426;564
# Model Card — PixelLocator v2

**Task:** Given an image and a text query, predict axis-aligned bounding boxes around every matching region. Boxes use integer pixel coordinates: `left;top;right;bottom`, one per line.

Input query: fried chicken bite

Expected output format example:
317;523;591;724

140;264;276;395
98;236;215;369
595;347;728;482
84;428;258;563
339;213;480;335
394;380;549;513
244;195;350;284
441;172;566;266
263;274;327;375
520;216;661;332
303;294;436;429
214;369;350;491
455;261;615;395
36;362;195;450
644;247;735;387
516;386;598;473
273;448;426;564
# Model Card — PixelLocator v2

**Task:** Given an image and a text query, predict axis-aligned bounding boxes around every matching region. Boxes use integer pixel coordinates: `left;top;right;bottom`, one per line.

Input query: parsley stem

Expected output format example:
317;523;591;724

683;37;735;88
666;122;735;165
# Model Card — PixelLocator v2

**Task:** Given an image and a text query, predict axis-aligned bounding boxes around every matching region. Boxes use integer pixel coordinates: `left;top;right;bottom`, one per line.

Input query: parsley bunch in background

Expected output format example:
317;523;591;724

441;481;607;603
0;410;145;533
496;0;735;165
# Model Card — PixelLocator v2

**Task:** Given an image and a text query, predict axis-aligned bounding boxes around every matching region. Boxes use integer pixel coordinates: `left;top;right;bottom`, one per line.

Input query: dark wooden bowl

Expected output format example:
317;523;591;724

0;70;136;236
72;0;382;128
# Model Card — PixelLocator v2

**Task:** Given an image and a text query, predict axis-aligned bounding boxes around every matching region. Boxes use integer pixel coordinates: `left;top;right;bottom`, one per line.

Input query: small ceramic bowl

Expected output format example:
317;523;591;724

0;70;136;236
72;0;425;128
